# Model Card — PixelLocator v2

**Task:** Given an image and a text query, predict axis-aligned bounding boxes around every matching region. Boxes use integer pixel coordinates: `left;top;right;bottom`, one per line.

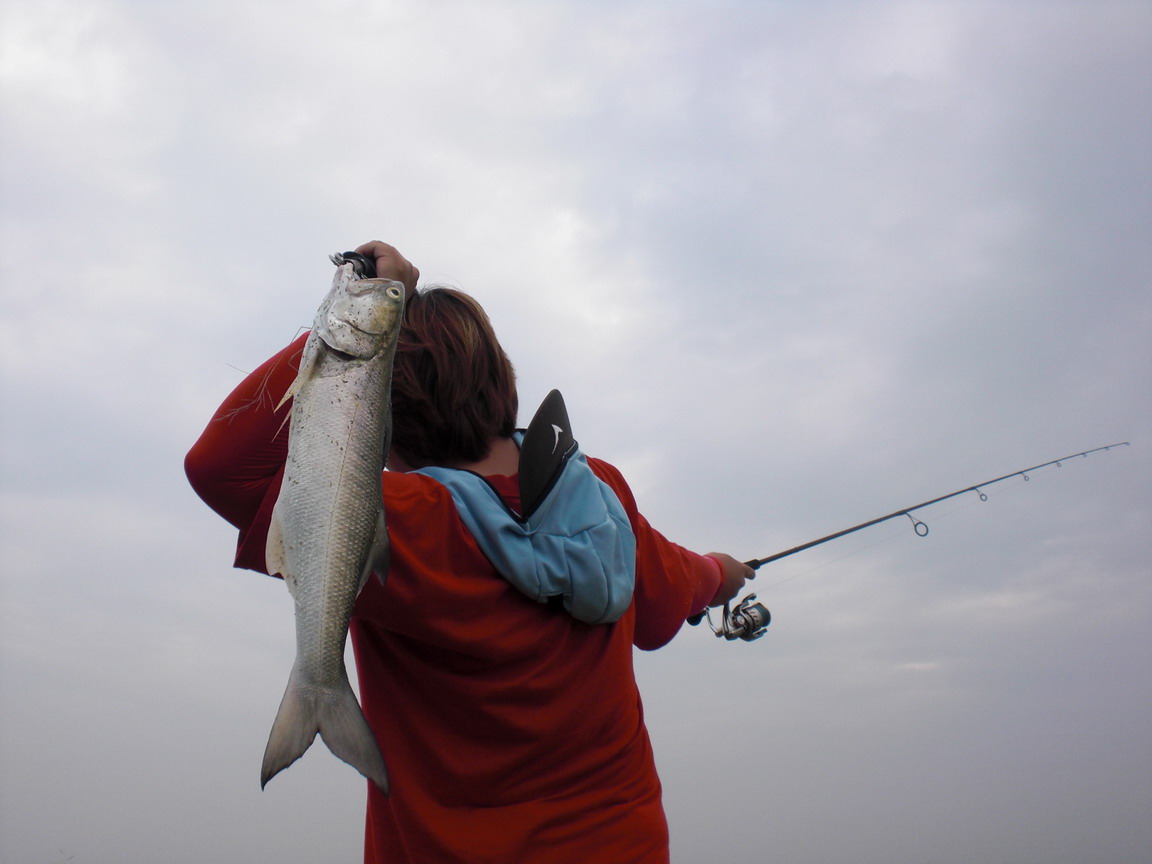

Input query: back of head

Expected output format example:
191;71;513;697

390;287;518;468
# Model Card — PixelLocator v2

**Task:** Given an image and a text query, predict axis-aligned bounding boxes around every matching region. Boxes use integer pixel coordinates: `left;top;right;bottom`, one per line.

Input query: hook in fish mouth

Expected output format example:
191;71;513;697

330;251;377;278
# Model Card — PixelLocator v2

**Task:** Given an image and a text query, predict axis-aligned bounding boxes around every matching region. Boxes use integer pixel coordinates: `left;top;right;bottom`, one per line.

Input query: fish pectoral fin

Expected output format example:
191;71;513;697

360;509;390;589
274;331;321;411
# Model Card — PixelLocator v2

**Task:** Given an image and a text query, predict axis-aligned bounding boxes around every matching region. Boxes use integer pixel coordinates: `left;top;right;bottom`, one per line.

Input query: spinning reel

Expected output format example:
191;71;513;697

700;593;771;642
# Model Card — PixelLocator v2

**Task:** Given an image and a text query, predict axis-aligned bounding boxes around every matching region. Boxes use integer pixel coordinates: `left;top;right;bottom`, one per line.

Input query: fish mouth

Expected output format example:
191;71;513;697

324;345;359;361
333;317;388;337
318;320;388;360
351;323;387;336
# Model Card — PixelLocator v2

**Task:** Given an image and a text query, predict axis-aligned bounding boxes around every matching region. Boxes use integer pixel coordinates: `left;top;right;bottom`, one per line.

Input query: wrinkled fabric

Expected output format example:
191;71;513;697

415;438;636;624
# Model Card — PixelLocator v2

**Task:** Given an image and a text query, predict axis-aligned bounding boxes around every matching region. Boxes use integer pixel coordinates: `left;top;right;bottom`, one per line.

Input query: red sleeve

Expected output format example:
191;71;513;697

184;333;308;573
586;457;722;651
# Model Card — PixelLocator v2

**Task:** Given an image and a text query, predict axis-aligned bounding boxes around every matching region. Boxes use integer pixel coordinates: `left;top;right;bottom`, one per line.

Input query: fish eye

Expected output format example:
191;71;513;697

388;286;403;300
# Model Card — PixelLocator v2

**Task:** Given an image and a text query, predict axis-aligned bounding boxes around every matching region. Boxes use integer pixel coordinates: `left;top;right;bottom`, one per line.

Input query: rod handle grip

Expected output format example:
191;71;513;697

687;558;762;625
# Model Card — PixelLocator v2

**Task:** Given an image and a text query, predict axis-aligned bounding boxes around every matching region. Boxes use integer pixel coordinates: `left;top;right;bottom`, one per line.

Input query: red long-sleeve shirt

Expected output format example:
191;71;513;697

185;334;722;864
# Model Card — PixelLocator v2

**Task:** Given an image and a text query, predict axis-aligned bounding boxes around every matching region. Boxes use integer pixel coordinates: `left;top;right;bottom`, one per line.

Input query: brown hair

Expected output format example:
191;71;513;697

389;287;518;467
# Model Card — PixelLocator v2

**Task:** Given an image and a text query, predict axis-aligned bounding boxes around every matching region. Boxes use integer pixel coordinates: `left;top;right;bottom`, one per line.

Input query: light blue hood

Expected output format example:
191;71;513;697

414;432;636;625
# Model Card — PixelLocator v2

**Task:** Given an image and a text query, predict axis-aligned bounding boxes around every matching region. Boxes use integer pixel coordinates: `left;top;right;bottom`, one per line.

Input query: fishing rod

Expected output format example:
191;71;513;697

693;441;1130;641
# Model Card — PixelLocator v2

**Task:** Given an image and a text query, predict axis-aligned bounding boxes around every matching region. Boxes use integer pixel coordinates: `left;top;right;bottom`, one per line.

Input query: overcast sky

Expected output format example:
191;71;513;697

2;1;1150;862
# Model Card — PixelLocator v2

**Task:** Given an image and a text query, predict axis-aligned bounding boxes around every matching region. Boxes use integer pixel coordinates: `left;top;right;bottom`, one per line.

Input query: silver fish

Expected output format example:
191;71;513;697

261;261;405;792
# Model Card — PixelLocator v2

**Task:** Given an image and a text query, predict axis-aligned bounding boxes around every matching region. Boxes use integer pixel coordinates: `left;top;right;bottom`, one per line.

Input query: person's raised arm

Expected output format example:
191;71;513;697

184;333;306;531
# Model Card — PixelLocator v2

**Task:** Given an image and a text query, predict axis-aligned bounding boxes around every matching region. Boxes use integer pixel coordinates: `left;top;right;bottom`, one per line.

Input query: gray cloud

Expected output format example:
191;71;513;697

2;1;1150;862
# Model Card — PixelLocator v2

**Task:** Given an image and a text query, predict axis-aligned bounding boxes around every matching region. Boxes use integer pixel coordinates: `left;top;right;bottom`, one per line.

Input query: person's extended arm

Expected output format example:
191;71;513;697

587;458;754;649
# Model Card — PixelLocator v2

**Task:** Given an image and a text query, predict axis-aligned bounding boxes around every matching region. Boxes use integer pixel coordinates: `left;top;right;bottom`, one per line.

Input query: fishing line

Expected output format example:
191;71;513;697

759;531;910;590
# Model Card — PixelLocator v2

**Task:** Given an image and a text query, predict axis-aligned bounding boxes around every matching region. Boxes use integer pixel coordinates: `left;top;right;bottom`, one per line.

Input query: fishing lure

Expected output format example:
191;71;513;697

330;251;377;278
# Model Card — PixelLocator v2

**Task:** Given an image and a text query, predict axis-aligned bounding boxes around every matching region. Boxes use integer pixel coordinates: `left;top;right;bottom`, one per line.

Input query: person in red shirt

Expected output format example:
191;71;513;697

185;241;753;863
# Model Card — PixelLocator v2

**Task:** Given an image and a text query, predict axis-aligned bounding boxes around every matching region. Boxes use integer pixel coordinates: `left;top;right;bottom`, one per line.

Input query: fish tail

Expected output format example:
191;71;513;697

260;665;389;794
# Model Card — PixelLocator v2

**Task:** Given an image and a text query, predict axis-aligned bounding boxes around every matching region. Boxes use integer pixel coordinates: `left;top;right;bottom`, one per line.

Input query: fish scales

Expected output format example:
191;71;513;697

261;262;405;793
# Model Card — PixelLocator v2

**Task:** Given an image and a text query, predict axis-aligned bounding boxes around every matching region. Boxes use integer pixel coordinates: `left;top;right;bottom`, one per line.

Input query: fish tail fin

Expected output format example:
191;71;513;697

316;674;390;795
260;665;389;794
260;666;320;789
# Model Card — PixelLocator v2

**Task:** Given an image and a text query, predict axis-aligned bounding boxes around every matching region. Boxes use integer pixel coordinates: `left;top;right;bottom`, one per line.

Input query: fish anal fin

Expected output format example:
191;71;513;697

266;503;289;585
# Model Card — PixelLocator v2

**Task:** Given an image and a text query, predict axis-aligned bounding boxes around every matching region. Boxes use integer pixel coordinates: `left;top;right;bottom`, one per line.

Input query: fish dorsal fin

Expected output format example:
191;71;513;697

519;389;576;519
360;509;390;589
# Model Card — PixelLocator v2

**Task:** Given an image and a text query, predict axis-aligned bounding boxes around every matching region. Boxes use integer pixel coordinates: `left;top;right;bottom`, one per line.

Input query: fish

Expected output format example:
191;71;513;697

260;259;405;793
